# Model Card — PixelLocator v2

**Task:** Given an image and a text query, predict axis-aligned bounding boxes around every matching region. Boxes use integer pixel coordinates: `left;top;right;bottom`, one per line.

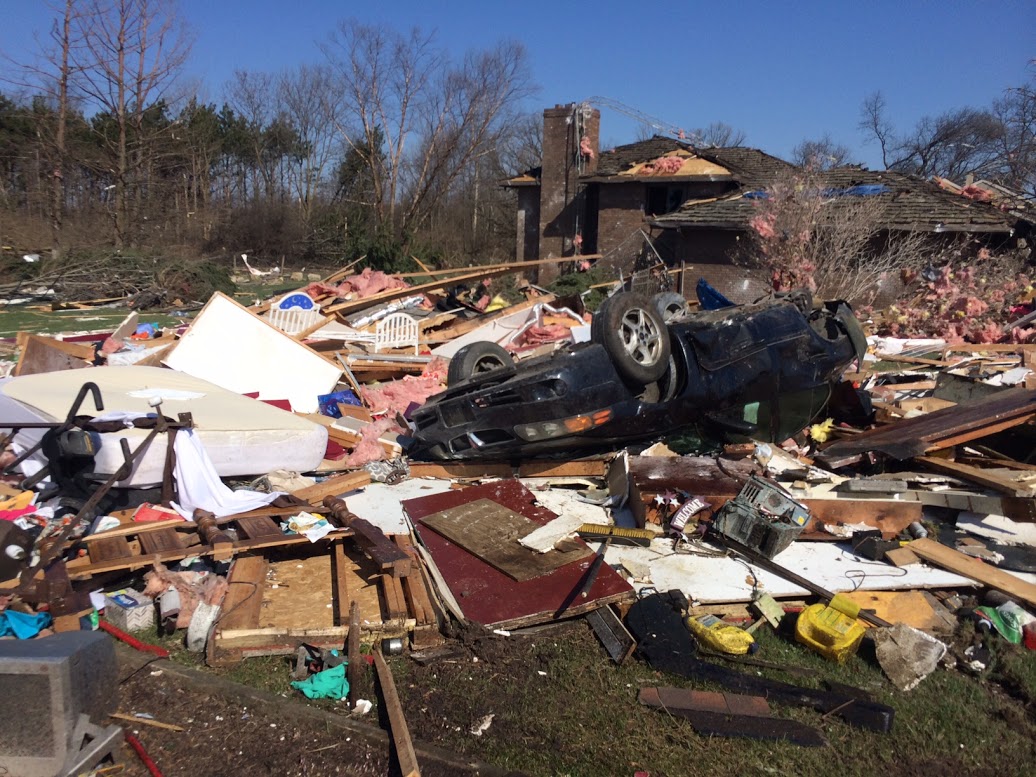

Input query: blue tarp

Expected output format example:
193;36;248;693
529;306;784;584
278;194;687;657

696;278;735;310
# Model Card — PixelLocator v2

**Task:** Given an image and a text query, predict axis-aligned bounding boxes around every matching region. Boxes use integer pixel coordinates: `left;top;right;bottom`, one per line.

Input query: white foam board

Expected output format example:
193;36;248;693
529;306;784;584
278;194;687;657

601;539;973;604
164;292;341;413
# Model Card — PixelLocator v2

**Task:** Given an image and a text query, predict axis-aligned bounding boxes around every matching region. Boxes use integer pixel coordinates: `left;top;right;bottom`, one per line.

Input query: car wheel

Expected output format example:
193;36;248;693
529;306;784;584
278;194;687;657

592;292;671;385
446;342;516;386
653;292;690;323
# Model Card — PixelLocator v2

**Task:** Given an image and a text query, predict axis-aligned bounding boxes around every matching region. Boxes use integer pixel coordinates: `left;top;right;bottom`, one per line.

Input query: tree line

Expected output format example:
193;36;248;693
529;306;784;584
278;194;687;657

0;1;1031;281
1;1;539;273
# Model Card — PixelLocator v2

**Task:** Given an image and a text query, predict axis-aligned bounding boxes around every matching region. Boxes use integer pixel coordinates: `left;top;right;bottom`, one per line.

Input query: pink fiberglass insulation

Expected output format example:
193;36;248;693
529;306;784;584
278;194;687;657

509;324;573;349
142;563;228;629
343;417;401;468
339;267;410;298
359;375;446;416
642;156;684;175
421;357;449;384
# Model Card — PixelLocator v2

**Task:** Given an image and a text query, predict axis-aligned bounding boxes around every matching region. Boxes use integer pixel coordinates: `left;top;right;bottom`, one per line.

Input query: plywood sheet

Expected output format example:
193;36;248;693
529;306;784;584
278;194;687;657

420;498;589;581
842;590;952;633
404;479;633;628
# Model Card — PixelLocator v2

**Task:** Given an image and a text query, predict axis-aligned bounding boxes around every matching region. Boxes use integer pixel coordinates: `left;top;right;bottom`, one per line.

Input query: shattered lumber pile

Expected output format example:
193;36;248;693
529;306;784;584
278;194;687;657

2;268;1036;769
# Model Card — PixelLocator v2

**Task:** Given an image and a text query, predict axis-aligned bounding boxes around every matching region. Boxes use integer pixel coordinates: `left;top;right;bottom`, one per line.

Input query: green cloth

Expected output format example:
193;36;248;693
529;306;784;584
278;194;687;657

290;663;349;700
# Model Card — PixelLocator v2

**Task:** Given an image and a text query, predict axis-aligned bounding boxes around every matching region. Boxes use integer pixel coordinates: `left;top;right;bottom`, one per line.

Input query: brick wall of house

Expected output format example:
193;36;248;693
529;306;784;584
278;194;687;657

596;182;648;273
515;188;540;263
537;104;599;283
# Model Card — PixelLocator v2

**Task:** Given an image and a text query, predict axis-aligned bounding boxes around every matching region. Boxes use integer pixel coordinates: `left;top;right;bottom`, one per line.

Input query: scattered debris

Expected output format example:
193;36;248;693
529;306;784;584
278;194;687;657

4;260;1036;774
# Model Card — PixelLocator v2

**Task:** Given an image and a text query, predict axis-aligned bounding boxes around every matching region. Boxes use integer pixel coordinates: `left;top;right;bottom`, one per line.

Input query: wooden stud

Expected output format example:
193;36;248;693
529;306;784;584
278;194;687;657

372;647;420;777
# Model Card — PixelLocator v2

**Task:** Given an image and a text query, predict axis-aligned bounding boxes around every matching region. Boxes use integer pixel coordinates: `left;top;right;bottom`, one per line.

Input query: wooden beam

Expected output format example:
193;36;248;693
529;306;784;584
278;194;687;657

916;456;1033;497
347;600;361;711
909;537;1036;608
291;471;372;504
373;647;421;777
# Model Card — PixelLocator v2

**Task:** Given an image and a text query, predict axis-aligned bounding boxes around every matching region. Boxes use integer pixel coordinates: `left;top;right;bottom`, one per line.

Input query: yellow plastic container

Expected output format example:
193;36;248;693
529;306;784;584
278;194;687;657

795;594;866;663
685;614;757;655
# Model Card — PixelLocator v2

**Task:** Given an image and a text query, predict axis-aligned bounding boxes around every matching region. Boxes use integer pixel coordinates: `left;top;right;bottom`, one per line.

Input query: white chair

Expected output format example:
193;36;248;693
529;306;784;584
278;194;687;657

267;292;325;336
374;312;419;354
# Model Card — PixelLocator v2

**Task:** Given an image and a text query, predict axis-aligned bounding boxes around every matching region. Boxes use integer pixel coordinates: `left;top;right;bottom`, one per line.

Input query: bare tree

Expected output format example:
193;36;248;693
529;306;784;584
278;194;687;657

321;21;536;239
71;0;192;247
859;91;1006;181
278;65;345;223
0;1;89;259
741;168;928;305
992;73;1036;196
859;92;896;169
792;134;854;170
694;121;746;148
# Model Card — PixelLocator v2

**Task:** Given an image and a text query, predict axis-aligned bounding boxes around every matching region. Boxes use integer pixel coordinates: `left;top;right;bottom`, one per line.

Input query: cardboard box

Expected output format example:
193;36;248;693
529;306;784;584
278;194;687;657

103;589;154;632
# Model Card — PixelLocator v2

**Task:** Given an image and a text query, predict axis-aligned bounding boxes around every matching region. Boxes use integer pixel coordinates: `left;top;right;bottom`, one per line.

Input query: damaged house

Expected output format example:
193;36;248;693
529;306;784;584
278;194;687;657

510;103;1033;301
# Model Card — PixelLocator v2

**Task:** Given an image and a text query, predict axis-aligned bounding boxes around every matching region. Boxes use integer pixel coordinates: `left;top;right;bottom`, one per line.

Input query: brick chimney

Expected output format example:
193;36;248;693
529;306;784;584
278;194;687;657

536;103;600;283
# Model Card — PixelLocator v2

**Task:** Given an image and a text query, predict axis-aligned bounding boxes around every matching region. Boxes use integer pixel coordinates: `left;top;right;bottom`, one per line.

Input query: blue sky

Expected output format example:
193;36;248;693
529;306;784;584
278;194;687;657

1;0;1032;168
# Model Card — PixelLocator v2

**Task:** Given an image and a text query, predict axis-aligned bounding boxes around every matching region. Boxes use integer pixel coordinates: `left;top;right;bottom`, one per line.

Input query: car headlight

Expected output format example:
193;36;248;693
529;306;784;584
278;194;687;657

513;409;613;441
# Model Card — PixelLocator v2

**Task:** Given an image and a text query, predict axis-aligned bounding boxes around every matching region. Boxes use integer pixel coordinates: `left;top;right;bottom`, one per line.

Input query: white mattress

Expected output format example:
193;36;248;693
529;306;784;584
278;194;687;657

0;366;328;487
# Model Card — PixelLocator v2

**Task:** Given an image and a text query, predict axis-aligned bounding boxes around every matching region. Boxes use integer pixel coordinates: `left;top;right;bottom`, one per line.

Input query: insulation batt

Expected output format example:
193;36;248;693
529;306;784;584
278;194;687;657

359;376;445;416
142;562;228;630
343;417;400;468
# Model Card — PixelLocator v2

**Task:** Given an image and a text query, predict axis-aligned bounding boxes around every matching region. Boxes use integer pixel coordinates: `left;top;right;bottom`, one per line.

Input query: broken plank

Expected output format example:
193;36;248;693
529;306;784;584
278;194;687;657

909;537;1036;608
292;471;371;504
137;529;186;555
218;556;268;632
418;497;590;582
372;647;420;777
885;547;920;567
331;542;352;627
380;573;408;622
407;462;515;480
816;387;1036;468
395;536;436;626
915;456;1033;497
638;687;770;717
517;459;610;478
875;353;957;367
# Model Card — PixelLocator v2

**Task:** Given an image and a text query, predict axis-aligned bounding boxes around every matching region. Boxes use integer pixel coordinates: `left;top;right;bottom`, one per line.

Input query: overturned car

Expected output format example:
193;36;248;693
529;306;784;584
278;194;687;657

407;289;866;460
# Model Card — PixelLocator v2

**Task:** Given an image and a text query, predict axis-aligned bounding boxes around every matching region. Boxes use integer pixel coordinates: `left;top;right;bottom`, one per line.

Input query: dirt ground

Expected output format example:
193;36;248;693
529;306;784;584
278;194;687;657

115;665;390;777
109;647;518;777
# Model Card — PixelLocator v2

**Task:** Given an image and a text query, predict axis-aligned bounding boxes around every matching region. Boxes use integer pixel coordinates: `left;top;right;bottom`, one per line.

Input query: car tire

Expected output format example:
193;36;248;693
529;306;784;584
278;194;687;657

653;292;690;323
592;292;671;385
446;341;516;386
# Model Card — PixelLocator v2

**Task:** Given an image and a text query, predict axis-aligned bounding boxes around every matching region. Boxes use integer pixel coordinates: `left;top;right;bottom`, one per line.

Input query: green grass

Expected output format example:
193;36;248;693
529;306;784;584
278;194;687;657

121;610;1036;777
387;625;1035;777
0;304;188;339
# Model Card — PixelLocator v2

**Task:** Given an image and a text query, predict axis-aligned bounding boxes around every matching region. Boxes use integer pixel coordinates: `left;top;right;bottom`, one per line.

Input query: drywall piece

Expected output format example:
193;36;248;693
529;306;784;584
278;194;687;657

430;305;536;359
604;539;971;604
344;479;455;535
164;292;341;413
521;489;611;553
957;511;1036;547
